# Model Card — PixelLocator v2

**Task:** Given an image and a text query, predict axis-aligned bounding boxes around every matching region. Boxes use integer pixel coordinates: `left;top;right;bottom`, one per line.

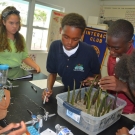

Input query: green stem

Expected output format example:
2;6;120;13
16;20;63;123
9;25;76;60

71;79;75;105
67;86;70;103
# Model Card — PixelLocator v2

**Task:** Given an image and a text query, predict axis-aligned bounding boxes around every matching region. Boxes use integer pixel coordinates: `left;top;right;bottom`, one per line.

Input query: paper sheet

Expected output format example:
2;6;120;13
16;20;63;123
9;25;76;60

29;79;63;89
122;113;135;122
40;128;56;135
129;127;135;135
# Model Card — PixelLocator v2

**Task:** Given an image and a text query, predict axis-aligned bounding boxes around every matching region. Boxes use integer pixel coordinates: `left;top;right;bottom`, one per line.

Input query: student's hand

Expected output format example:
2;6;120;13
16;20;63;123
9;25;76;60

23;57;41;73
82;76;99;86
116;127;130;135
42;89;52;102
35;65;41;73
0;121;26;135
98;76;127;92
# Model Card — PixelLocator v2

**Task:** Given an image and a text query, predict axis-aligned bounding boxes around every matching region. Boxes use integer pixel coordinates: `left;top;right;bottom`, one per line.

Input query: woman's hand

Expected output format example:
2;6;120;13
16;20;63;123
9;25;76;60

35;65;41;73
23;57;41;73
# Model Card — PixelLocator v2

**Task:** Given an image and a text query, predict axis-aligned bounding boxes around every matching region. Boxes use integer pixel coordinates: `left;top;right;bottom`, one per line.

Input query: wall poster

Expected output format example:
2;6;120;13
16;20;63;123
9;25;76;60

82;27;107;67
47;10;66;51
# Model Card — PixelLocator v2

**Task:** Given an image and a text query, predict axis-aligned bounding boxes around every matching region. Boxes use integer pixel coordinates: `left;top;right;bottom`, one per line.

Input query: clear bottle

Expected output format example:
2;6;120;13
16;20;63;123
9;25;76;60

55;124;74;135
0;64;9;88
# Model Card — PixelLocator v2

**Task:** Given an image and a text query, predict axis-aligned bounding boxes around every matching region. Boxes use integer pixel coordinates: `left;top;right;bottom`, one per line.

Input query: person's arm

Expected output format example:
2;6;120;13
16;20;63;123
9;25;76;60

21;37;40;73
47;73;57;92
116;127;130;135
0;121;26;135
99;76;135;102
22;57;41;73
42;73;57;102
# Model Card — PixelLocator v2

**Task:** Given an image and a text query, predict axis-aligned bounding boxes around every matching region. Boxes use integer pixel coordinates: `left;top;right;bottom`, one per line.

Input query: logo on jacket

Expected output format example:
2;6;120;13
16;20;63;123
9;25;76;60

74;64;84;72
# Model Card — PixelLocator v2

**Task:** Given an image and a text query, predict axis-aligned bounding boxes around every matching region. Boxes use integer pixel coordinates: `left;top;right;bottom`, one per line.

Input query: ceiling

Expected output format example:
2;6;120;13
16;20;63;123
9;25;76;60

101;0;135;1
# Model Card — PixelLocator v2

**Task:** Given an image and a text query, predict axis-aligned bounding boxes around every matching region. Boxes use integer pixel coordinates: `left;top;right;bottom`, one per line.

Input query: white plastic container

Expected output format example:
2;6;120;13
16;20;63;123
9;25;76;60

56;88;127;135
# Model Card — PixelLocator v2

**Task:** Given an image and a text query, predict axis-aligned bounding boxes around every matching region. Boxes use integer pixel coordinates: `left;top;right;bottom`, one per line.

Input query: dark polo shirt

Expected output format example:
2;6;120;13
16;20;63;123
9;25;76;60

47;40;100;91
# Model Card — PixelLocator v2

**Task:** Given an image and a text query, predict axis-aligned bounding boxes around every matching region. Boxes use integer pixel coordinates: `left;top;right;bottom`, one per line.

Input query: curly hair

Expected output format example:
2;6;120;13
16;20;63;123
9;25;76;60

127;50;135;76
107;19;134;42
114;54;129;82
61;13;86;33
115;50;135;93
0;6;25;52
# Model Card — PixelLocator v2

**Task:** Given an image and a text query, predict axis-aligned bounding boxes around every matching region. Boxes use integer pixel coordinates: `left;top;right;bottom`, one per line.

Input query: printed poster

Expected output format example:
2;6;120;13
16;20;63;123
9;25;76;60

47;10;66;51
82;27;107;66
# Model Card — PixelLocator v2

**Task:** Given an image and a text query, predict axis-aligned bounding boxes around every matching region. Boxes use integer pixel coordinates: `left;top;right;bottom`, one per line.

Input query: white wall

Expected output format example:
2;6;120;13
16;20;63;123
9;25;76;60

35;0;100;75
100;0;135;5
38;0;100;21
35;0;135;76
99;0;135;77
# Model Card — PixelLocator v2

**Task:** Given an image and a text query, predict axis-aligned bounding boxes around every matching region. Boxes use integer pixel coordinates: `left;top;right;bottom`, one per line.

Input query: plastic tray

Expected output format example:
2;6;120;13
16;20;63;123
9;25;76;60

56;88;127;135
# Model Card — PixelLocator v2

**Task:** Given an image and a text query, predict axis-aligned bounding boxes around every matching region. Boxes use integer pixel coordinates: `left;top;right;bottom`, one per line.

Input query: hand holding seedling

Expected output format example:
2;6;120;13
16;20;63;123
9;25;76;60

98;76;128;92
82;75;100;86
82;77;95;86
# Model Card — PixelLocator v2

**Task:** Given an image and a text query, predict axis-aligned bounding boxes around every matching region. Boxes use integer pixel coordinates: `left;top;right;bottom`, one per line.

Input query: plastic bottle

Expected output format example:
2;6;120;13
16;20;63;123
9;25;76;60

0;64;9;88
55;124;74;135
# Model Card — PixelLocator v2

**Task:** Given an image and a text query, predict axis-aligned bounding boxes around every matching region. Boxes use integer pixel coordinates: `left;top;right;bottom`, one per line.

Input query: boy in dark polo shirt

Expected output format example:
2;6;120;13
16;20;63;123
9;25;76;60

42;13;101;102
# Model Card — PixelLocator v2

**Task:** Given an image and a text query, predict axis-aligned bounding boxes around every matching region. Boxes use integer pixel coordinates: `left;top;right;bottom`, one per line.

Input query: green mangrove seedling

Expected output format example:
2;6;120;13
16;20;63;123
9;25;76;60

66;76;114;117
70;79;76;105
67;86;70;103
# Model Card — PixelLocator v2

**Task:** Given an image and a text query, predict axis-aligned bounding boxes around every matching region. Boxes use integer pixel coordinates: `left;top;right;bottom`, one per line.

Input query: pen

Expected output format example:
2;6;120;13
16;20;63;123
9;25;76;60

3;85;19;89
43;88;48;104
31;86;37;93
43;96;46;104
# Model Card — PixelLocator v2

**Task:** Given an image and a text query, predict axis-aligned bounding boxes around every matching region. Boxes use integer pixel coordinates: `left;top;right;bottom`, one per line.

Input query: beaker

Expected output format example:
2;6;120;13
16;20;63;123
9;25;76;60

0;65;9;88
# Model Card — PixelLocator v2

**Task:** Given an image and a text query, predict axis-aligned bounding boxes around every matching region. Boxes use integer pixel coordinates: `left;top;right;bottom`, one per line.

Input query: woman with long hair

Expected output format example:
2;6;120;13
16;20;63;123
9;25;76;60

0;6;40;72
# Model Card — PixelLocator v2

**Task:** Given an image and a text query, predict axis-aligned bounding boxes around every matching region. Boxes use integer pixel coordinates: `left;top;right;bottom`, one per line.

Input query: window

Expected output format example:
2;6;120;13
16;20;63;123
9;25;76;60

0;0;64;52
0;0;29;39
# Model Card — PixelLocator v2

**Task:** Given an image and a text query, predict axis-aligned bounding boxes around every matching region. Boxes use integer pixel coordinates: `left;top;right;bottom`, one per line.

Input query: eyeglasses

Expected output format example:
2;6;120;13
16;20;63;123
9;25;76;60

2;10;20;19
107;45;122;51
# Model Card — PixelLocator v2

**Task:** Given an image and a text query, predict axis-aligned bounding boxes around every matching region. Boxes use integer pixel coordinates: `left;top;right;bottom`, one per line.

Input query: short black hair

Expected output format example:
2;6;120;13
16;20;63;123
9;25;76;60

61;13;86;33
107;19;134;42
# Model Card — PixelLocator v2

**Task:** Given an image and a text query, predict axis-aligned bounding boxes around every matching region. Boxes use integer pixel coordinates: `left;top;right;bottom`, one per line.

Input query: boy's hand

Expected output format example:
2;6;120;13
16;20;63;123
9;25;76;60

116;127;130;135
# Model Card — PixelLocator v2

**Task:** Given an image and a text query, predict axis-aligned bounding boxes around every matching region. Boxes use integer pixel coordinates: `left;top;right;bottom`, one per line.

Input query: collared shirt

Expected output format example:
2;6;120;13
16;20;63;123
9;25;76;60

63;44;79;57
47;40;100;90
